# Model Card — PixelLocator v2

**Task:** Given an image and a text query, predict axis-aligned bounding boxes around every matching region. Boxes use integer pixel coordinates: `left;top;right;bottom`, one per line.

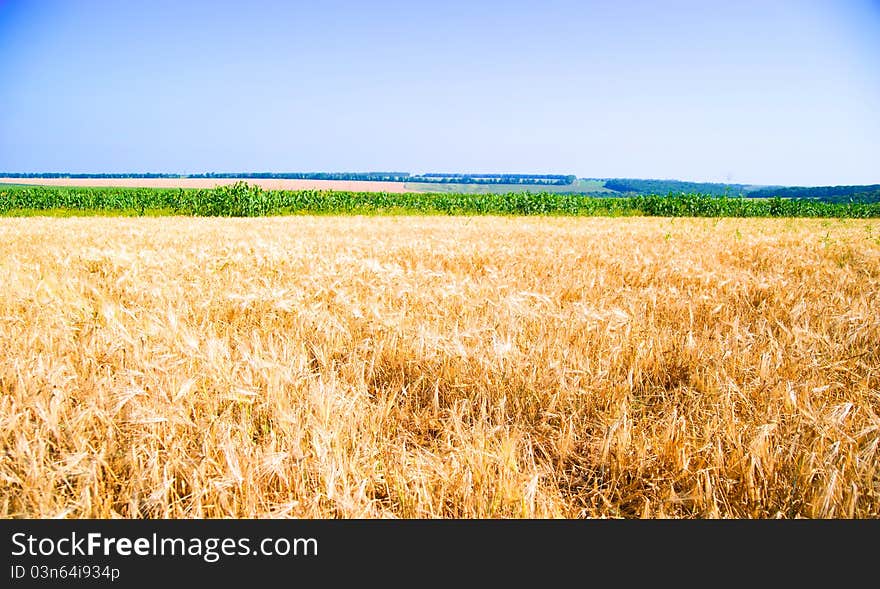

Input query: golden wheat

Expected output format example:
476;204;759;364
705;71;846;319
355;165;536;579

1;215;878;518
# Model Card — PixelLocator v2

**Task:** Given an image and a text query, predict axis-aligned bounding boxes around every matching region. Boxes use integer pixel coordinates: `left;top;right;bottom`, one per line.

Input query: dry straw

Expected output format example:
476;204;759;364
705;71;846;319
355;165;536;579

1;215;877;518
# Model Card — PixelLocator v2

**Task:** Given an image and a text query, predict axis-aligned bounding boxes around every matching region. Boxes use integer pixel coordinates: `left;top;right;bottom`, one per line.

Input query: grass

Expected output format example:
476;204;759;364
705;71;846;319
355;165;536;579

1;215;878;518
402;179;614;195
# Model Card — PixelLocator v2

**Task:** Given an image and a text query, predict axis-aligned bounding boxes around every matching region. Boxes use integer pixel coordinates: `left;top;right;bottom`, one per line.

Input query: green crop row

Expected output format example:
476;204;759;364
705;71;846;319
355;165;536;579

1;182;879;218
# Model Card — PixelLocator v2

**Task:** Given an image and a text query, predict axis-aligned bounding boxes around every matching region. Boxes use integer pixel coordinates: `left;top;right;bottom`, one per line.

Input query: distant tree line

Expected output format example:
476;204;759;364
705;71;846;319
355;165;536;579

603;178;752;196
745;184;880;203
0;171;579;186
0;172;183;178
602;179;880;203
0;172;413;182
409;174;577;185
188;172;413;182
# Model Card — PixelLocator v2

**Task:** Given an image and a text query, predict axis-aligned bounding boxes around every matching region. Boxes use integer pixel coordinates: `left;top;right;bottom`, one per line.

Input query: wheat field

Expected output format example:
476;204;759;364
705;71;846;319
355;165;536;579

1;215;878;518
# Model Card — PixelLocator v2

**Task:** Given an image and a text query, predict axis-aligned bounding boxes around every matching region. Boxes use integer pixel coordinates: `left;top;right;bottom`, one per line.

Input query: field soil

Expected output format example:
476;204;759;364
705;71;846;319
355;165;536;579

1;216;878;517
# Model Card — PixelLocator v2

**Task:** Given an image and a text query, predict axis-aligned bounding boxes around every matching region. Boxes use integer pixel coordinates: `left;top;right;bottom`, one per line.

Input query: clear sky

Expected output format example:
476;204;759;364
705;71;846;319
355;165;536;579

1;0;878;186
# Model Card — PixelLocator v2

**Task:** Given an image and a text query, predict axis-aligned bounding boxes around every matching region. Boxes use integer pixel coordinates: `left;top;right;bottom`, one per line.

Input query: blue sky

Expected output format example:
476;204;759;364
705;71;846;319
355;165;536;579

1;0;878;186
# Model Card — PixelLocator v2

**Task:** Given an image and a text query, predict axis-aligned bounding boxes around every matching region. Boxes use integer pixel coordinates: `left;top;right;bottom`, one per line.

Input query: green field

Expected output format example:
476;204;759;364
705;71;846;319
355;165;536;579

403;178;613;194
2;182;880;218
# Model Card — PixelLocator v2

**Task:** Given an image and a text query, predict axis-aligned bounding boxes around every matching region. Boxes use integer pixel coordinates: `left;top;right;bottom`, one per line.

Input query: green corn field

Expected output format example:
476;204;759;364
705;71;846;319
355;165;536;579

1;181;878;218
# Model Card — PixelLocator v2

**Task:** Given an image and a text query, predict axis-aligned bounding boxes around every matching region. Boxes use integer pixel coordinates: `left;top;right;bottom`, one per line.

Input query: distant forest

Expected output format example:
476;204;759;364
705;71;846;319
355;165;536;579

603;178;758;196
409;174;576;185
1;172;189;179
0;172;576;186
602;179;880;203
745;184;880;203
0;172;416;182
189;172;412;182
